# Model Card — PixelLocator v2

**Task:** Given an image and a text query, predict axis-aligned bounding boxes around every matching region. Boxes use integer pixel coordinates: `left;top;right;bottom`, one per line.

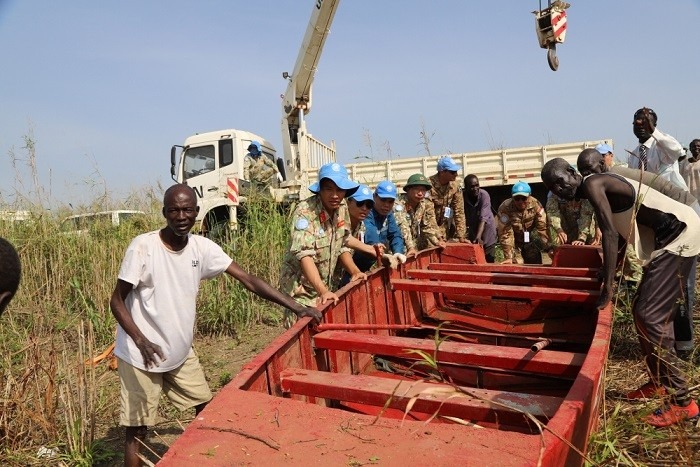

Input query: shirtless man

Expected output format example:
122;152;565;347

541;154;700;427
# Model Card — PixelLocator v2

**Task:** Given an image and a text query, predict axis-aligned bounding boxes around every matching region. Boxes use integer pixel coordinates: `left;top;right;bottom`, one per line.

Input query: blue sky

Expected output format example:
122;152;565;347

1;0;699;208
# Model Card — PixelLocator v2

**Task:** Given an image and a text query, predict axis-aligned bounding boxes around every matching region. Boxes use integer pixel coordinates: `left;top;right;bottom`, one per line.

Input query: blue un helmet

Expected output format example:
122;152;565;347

511;181;531;198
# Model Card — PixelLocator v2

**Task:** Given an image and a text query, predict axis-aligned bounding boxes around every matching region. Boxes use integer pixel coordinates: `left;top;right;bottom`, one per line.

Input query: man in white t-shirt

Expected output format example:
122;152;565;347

110;184;321;467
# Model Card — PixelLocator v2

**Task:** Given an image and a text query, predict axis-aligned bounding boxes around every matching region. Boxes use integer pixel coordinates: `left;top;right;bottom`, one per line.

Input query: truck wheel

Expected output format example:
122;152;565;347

547;46;559;71
203;212;230;243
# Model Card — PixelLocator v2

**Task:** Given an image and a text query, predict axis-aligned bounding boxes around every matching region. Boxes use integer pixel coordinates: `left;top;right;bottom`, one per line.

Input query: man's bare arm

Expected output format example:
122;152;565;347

581;177;621;310
225;261;322;322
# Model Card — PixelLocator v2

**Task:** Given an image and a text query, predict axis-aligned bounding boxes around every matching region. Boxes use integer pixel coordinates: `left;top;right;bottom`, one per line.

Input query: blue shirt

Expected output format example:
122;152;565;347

353;209;405;272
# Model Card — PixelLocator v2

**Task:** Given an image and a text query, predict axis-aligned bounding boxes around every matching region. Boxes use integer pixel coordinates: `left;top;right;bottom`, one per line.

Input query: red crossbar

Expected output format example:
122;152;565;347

280;368;562;422
407;269;601;290
391;279;599;303
427;263;598;278
313;331;584;378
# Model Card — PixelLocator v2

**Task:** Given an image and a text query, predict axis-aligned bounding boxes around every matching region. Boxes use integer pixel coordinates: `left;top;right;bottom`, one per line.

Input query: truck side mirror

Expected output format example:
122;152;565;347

276;158;286;181
170;146;179;181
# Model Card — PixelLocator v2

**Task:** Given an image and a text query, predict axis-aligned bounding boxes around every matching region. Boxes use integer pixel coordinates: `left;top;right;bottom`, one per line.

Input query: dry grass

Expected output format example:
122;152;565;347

586;290;700;466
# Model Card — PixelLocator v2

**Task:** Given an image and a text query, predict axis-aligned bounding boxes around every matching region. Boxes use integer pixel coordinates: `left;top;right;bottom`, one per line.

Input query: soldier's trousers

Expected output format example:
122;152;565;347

621;244;643;283
514;242;542;265
633;251;693;404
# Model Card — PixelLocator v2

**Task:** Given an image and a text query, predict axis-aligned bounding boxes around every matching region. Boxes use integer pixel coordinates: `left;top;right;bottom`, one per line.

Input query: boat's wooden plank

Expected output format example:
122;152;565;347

426;262;598;278
280;368;562;420
313;331;584;378
391;279;599;303
407;269;601;290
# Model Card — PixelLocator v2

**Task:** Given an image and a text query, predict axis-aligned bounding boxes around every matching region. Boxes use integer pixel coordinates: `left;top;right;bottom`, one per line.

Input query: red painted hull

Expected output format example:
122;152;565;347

160;244;611;466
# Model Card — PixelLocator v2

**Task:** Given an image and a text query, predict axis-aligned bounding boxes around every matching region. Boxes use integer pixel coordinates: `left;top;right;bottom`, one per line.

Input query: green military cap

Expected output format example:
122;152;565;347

403;173;432;191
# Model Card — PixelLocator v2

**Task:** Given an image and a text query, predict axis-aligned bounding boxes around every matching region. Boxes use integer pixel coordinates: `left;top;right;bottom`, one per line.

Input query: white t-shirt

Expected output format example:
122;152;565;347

114;231;232;372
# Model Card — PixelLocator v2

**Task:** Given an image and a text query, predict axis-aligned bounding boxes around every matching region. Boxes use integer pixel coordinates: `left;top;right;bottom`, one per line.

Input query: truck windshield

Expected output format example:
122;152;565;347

183;145;215;180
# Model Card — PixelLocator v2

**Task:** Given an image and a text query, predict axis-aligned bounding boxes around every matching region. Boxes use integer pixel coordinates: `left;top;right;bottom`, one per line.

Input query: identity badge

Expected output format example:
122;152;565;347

443;207;452;219
524;231;530;243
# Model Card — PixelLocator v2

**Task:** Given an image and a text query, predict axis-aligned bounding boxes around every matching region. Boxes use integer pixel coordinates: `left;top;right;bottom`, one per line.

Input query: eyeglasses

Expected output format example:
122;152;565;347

354;200;374;209
513;196;528;202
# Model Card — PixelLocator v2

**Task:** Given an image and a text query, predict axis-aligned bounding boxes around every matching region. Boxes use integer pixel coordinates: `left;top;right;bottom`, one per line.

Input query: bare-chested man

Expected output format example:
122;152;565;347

542;154;700;427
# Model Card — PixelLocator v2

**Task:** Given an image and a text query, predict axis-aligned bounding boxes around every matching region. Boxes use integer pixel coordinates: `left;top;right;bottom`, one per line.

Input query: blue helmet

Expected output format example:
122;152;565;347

511;181;531;197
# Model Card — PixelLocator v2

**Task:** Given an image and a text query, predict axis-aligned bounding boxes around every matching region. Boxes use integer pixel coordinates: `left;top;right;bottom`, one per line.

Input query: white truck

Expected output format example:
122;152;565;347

170;0;609;233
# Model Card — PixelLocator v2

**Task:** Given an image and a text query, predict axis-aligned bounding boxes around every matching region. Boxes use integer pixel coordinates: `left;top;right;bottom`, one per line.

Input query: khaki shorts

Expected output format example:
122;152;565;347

118;348;212;427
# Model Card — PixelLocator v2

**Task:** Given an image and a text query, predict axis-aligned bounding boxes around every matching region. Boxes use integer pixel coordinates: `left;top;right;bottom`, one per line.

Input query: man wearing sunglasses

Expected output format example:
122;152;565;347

352;180;406;273
429;157;467;242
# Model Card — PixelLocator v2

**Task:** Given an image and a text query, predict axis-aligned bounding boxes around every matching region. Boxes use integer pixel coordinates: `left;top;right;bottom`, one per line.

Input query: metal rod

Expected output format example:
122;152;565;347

316;323;416;331
531;339;553;352
420;324;570;344
316;323;573;347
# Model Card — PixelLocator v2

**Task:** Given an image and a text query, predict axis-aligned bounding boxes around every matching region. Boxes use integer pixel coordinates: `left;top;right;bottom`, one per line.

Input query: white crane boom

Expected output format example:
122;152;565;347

281;0;340;189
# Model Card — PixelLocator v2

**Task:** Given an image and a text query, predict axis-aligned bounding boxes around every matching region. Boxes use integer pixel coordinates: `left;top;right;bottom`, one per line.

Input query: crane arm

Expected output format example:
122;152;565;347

281;0;340;185
282;0;340;119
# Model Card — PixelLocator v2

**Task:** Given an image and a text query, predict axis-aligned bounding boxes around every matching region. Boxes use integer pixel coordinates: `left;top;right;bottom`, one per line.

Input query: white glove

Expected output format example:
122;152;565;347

381;253;399;269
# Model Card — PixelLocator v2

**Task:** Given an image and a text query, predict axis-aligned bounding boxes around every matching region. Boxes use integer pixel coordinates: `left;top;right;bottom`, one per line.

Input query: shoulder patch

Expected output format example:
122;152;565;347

500;214;510;224
295;218;309;230
394;205;404;212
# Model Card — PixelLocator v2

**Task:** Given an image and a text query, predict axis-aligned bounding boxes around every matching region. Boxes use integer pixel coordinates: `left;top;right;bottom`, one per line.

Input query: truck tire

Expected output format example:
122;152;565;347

203;210;231;243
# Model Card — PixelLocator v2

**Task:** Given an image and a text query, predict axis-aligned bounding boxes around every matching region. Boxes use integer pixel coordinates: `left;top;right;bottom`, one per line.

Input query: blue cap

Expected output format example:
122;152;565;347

595;143;613;155
349;184;373;203
247;141;262;154
374;180;398;199
511;181;531;197
308;163;359;196
437;156;461;172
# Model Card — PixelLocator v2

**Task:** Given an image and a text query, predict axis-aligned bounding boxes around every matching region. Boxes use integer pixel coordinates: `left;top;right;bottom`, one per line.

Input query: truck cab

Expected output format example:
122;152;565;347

171;129;277;234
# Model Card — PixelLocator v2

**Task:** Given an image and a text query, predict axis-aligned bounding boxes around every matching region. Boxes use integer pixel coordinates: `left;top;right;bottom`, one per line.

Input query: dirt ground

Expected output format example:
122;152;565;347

96;323;285;466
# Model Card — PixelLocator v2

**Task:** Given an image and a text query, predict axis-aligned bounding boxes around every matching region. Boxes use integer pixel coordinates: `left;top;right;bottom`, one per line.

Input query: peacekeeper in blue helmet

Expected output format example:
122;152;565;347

496;181;551;264
352;180;406;273
243;140;280;189
279;163;380;327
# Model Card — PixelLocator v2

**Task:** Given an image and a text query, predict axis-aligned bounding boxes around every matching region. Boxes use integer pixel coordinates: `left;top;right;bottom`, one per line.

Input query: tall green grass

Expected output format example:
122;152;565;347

197;192;291;334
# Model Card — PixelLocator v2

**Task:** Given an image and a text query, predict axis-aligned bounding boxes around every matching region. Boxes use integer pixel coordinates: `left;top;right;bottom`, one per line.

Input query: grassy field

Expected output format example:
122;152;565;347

1;193;699;466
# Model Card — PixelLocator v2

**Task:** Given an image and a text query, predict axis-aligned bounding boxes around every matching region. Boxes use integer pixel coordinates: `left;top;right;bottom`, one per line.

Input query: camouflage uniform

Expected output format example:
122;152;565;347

496;197;550;264
428;174;467;241
394;194;442;251
545;194;596;245
280;196;352;326
243;154;279;188
331;221;366;290
621;244;643;283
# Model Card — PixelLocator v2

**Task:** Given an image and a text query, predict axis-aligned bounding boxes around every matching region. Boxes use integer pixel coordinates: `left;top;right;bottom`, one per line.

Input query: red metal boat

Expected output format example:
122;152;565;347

160;244;610;466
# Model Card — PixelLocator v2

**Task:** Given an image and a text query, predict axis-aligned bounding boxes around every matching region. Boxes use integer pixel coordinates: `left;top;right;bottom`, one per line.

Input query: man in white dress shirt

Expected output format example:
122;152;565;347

628;107;695;359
